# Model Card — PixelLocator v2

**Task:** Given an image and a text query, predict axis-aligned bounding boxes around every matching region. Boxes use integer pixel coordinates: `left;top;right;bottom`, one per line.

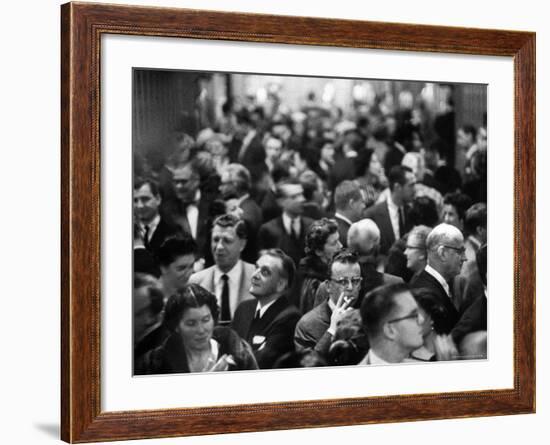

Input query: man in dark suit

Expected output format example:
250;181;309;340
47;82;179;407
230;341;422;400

160;162;211;261
333;180;367;247
219;163;263;263
133;177;181;258
231;249;301;369
410;223;466;334
363;165;416;255
258;179;313;267
294;250;363;359
347;219;403;302
229;110;265;171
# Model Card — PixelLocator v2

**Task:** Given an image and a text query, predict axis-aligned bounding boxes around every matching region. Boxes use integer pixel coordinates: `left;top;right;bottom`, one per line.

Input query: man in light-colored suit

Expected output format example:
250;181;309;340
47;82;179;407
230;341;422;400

188;214;255;325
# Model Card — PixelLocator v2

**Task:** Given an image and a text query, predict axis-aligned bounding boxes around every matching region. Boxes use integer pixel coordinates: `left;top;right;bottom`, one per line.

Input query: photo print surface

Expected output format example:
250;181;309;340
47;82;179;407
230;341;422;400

132;69;487;375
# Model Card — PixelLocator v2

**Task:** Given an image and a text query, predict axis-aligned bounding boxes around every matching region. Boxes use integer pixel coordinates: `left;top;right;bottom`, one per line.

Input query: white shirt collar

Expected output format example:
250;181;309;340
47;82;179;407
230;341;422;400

425;264;451;297
256;296;280;319
214;260;242;283
334;212;353;226
140;214;160;241
282;212;300;236
359;349;391;365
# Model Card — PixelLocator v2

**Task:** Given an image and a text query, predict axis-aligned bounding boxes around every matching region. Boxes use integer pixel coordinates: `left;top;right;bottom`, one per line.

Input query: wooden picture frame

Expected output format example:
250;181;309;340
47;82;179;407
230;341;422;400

61;2;535;442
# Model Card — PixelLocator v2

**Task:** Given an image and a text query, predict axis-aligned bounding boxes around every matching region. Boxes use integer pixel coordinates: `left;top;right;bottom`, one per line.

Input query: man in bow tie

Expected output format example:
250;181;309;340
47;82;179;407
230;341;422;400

161;162;211;262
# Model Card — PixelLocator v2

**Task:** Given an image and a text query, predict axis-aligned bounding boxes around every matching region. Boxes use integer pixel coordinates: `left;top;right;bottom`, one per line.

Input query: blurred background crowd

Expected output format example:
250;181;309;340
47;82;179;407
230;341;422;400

132;70;488;374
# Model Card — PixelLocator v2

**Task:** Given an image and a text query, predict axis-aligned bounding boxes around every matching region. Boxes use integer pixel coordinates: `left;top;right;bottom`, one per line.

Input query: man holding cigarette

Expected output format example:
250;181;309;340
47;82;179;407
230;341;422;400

294;250;362;358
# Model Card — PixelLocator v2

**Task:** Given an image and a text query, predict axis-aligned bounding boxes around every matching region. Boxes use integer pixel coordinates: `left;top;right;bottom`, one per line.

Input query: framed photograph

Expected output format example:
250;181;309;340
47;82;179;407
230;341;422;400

61;2;535;442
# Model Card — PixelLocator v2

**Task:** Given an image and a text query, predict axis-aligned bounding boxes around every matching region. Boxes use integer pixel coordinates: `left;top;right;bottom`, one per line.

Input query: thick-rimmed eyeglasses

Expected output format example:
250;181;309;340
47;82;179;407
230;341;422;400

331;276;362;287
387;310;424;325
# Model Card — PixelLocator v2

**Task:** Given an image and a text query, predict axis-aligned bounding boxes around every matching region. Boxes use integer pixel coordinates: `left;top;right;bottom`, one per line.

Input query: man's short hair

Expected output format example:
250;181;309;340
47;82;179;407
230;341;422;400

388;165;414;191
156;234;197;267
134;176;160;197
163;283;219;331
464;202;487;236
443;192;473;222
275;178;302;200
305;218;339;255
134;273;164;316
360;283;411;339
329;249;360;274
212;213;248;239
262;248;296;290
425;223;462;253
222;163;252;193
334;180;362;211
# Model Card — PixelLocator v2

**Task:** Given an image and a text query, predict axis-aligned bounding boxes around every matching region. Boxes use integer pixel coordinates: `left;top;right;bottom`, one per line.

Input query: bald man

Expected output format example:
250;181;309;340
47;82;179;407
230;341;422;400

347;219;403;303
410;223;466;334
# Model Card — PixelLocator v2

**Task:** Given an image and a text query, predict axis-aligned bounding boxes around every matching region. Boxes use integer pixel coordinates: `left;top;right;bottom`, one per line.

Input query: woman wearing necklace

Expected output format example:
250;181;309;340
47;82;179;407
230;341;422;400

137;283;258;374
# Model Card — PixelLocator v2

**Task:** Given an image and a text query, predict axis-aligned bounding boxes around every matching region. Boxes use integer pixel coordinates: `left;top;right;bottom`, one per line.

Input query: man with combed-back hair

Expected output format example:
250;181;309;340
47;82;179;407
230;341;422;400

347;219;403;300
410;223;465;333
333;180;367;247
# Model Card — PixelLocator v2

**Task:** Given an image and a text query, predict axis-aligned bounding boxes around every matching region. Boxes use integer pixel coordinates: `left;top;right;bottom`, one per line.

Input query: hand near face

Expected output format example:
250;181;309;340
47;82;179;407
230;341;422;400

329;292;355;333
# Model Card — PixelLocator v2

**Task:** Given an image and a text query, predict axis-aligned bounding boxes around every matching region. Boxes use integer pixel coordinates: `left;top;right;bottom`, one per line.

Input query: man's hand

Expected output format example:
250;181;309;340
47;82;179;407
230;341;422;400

329;292;354;334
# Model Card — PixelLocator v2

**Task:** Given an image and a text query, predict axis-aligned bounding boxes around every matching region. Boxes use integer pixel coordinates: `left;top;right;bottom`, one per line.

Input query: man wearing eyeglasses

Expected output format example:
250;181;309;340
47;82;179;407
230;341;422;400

410;223;465;334
294;250;363;359
359;283;425;364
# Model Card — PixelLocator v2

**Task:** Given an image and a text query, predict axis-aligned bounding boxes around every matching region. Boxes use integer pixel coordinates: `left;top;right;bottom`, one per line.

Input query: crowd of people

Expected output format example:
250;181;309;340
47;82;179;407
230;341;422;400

133;89;488;374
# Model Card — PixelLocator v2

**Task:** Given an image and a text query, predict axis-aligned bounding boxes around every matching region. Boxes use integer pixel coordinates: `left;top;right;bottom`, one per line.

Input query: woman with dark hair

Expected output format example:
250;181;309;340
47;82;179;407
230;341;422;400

295;218;342;314
407;288;458;362
354;148;388;201
441;192;473;232
136;283;257;374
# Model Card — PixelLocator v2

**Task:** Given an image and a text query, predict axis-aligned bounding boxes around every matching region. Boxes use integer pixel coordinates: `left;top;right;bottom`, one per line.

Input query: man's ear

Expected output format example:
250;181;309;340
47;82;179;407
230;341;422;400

238;237;247;253
382;322;397;340
276;277;287;294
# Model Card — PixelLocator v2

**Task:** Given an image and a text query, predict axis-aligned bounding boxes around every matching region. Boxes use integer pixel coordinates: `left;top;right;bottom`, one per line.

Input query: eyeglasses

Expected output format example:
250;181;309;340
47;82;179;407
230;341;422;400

387;310;424;325
440;244;466;255
331;276;362;287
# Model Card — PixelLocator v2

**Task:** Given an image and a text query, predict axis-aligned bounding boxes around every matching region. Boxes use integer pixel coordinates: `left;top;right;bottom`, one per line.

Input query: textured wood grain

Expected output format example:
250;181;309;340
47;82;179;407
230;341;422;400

60;2;536;443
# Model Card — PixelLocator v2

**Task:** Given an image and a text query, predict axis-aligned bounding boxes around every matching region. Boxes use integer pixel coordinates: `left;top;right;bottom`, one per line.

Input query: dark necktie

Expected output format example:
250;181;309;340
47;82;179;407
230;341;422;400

291;218;300;240
398;207;405;238
143;225;150;249
220;274;231;324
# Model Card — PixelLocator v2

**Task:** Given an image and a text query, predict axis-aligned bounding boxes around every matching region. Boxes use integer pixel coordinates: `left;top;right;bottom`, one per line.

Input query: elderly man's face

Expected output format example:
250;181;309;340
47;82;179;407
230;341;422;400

404;233;426;273
172;165;199;204
219;171;239;200
329;261;362;306
441;204;462;230
264;137;283;161
250;254;285;300
443;234;467;278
